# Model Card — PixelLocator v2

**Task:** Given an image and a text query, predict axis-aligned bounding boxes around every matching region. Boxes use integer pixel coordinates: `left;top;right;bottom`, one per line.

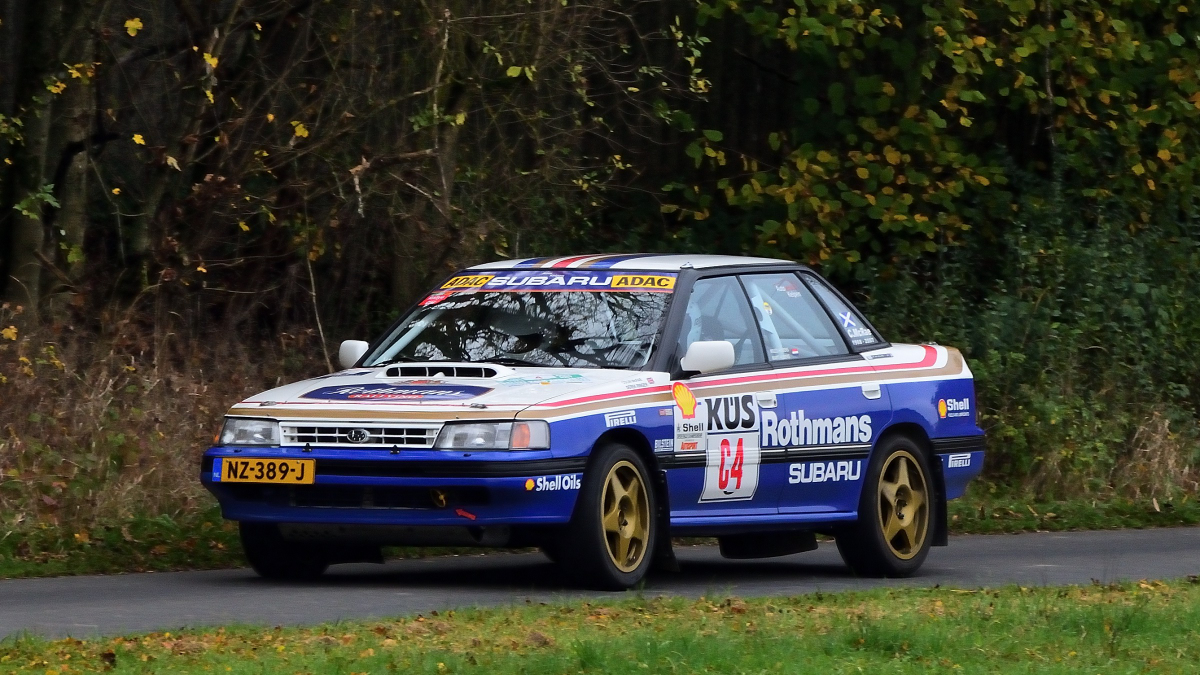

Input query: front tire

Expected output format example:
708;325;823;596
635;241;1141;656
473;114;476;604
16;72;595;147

559;444;657;590
239;522;330;581
836;435;934;577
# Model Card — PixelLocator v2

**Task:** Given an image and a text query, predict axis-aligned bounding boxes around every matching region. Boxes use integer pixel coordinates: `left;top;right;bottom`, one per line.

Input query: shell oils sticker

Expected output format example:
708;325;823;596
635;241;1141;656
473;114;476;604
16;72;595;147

440;274;494;290
525;474;581;492
301;384;492;401
469;270;677;292
672;383;706;454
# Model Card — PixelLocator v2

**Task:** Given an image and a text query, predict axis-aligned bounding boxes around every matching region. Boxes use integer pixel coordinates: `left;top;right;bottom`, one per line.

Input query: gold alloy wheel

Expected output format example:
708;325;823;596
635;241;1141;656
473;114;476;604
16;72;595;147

877;450;929;560
601;459;650;573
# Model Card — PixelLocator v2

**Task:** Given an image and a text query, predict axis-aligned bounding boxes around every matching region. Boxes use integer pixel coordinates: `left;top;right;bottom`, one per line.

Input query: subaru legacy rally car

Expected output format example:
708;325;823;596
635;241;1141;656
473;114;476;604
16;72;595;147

202;254;984;589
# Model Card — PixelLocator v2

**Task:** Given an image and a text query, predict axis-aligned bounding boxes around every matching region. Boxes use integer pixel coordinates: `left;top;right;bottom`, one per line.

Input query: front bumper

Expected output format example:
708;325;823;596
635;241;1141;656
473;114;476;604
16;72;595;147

201;446;585;526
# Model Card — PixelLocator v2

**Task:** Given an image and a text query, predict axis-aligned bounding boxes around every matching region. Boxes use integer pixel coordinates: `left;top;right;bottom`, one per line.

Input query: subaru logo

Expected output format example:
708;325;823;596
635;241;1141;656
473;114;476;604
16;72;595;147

345;428;371;444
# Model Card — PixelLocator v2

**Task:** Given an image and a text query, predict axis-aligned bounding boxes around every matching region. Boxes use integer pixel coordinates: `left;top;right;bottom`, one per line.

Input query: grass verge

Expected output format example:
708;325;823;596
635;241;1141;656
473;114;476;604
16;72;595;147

4;581;1200;673
4;484;1200;579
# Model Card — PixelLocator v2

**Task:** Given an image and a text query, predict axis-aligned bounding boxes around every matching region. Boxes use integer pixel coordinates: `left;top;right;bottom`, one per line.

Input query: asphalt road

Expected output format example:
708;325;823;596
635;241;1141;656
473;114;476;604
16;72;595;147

4;527;1199;639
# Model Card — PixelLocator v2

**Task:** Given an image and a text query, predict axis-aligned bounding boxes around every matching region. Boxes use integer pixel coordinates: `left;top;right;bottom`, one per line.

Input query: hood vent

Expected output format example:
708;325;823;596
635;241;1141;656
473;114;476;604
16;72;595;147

384;365;498;379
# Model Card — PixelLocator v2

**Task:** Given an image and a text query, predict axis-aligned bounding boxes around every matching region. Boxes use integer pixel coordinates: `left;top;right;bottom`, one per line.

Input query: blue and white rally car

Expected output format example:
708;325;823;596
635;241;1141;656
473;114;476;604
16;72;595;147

202;254;984;589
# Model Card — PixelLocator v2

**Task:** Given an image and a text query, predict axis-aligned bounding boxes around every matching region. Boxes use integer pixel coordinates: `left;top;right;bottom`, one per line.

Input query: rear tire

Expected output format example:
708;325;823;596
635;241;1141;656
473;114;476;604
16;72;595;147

836;435;934;577
559;444;657;590
239;522;330;580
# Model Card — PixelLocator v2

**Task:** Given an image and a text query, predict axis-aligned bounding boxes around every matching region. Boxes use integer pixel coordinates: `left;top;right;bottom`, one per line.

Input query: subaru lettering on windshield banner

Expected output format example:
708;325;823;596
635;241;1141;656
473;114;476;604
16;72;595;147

440;270;676;293
301;384;493;401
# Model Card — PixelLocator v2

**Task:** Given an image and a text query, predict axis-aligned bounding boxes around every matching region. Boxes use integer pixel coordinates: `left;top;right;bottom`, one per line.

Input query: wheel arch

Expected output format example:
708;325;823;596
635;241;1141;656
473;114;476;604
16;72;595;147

873;422;949;547
589;427;677;569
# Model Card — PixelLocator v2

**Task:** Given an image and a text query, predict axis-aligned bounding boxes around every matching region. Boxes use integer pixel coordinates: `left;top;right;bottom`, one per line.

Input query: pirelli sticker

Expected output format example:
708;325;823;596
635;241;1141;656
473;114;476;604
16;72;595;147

439;270;676;293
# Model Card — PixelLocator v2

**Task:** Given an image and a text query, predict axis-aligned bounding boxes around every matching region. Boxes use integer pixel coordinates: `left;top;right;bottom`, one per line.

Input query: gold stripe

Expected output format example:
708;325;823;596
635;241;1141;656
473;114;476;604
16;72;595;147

522;351;965;419
230;349;966;422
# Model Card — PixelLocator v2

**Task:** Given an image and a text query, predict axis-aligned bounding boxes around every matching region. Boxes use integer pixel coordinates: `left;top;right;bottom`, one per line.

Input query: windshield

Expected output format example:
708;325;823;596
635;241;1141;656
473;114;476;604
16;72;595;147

362;270;677;369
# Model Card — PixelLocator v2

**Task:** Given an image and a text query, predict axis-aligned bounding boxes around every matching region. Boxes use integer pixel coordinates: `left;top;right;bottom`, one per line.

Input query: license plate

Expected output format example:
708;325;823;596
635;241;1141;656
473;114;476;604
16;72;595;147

214;457;315;484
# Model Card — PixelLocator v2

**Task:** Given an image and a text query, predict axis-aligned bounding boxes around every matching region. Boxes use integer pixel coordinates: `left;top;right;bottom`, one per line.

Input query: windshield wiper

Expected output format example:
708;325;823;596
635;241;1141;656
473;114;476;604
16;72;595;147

484;357;544;367
375;355;453;367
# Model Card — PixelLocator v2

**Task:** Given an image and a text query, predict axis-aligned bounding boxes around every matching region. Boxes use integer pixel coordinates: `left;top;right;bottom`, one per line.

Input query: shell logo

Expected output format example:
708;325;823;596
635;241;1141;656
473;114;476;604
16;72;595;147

937;399;948;419
525;478;536;491
673;382;698;419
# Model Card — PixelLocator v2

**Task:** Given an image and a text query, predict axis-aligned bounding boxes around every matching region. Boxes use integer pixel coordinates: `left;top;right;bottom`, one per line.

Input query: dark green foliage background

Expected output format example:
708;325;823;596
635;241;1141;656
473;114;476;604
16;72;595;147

2;0;1199;498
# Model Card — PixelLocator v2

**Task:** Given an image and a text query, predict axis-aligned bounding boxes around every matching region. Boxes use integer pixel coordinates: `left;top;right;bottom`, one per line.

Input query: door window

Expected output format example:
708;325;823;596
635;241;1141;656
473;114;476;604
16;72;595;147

738;273;850;362
800;272;881;348
675;276;765;368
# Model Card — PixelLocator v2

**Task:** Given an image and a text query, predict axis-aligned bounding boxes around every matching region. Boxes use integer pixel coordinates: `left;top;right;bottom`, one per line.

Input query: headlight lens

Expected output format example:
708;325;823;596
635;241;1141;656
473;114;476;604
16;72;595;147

219;418;280;446
434;421;550;450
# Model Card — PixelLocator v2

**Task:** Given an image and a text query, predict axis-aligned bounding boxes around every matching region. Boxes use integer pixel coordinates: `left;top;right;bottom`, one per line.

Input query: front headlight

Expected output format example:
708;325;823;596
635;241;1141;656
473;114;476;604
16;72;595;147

434;421;550;450
219;418;280;446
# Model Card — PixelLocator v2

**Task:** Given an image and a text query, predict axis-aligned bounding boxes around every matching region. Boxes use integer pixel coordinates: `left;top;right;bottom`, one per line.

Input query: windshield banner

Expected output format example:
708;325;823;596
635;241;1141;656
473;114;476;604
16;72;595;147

440;270;676;292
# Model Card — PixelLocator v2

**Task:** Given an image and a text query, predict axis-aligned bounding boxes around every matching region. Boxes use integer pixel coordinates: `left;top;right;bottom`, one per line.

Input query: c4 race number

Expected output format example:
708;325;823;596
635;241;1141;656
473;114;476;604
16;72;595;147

215;458;315;484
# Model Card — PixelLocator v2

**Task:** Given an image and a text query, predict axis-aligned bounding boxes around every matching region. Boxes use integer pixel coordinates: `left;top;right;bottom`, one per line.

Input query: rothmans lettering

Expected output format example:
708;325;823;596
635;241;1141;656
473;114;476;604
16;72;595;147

761;410;872;447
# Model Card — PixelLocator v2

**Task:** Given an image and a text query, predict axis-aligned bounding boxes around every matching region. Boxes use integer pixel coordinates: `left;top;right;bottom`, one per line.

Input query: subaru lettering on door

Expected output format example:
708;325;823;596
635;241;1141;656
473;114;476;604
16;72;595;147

202;253;984;589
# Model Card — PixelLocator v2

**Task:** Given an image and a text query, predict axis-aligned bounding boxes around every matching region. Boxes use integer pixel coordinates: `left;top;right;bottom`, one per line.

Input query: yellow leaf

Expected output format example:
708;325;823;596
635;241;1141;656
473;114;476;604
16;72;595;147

1147;179;1156;190
124;17;143;36
131;134;145;145
203;52;218;69
785;220;797;235
974;175;991;186
453;112;466;125
884;147;901;165
0;325;16;340
1131;163;1145;175
881;82;896;97
266;113;275;122
166;156;180;171
506;66;522;77
47;80;66;94
1157;149;1171;161
197;264;207;273
238;221;249;232
111;188;121;195
205;89;214;103
816;150;834;163
973;36;987;46
856;167;869;179
994;57;1004;66
291;122;309;138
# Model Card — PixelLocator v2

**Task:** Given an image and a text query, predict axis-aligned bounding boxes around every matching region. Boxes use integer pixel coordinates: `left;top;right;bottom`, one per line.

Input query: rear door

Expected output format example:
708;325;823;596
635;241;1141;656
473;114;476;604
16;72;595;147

737;272;892;516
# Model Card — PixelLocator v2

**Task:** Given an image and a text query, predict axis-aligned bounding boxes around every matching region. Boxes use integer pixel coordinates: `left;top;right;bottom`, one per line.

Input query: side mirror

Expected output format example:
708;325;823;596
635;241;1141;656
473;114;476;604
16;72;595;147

679;340;735;375
338;340;370;369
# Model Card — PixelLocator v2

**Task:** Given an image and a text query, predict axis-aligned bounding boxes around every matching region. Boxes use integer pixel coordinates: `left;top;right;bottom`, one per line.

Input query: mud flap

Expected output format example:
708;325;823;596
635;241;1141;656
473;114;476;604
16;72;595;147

651;469;680;572
930;456;949;547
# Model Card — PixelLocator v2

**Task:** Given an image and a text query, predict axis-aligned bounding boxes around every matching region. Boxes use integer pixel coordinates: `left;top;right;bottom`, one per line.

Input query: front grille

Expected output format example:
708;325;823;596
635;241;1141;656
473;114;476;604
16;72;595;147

280;423;440;448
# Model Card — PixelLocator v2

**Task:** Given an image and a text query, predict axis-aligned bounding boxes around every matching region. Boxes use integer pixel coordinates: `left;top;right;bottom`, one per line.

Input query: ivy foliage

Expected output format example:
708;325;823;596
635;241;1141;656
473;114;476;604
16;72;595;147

673;0;1200;277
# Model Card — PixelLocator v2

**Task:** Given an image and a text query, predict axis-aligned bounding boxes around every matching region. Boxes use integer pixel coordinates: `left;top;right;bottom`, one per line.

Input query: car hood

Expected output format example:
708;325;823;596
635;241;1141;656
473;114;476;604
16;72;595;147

228;364;664;420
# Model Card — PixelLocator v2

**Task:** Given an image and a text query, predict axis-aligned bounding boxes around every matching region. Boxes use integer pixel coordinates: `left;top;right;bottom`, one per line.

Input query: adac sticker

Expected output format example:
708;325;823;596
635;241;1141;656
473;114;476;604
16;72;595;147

472;270;676;292
301;384;492;401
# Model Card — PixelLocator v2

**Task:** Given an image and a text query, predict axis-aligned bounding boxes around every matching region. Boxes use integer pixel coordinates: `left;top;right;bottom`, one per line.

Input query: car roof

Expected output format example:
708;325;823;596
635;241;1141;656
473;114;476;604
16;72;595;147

467;253;794;272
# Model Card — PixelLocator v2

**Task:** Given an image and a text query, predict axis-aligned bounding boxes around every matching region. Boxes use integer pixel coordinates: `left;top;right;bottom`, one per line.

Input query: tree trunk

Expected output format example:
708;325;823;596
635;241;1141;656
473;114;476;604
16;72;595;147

2;0;65;316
